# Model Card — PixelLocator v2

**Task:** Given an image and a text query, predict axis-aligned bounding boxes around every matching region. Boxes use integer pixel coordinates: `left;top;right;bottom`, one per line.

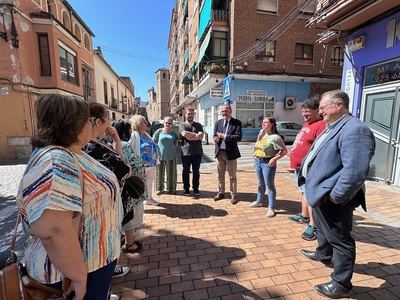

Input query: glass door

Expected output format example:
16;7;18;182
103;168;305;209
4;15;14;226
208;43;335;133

363;88;400;184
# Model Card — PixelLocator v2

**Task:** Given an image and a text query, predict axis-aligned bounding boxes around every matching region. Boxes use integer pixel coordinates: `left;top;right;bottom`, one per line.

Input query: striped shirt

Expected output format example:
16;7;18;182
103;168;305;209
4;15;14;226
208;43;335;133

16;146;122;284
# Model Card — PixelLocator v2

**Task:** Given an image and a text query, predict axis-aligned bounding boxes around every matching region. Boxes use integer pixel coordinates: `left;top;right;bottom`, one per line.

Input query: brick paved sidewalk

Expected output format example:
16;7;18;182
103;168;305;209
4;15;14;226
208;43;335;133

112;164;400;300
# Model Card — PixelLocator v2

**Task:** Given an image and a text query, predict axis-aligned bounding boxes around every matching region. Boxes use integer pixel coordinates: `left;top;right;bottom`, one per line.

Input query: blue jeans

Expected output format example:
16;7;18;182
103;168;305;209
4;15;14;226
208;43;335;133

255;158;277;208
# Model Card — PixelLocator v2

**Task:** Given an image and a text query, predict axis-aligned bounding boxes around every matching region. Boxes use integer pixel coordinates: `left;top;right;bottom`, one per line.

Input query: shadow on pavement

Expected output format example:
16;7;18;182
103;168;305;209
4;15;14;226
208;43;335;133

351;262;400;299
144;203;228;219
113;227;268;299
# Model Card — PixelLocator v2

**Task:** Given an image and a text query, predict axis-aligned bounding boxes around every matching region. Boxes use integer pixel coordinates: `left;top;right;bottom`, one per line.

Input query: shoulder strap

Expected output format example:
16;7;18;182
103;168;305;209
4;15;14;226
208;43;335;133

10;213;20;251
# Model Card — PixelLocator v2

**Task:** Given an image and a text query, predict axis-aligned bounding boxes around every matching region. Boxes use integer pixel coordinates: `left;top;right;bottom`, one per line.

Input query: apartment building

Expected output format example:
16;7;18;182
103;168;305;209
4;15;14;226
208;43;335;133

168;0;342;140
94;48;136;121
308;0;400;186
0;0;95;158
146;68;172;122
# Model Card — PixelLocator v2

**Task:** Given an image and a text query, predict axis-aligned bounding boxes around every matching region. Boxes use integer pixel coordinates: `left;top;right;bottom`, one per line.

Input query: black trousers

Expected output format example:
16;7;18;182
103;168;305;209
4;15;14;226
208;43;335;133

313;196;356;290
181;155;202;192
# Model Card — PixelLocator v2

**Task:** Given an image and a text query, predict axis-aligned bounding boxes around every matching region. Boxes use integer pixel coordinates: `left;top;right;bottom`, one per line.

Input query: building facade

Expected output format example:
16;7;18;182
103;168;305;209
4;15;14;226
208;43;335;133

93;48;136;121
309;0;400;186
0;0;95;158
168;0;342;140
146;69;172;122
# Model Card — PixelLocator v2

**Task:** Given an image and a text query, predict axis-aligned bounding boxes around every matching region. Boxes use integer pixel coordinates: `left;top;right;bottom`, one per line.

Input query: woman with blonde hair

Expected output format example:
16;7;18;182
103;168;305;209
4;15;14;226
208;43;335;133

153;117;178;195
130;115;159;206
251;117;288;217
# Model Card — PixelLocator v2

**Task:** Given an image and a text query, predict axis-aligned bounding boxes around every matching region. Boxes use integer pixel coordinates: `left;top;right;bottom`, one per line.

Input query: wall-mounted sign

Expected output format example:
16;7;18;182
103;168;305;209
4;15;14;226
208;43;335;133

364;58;400;86
344;69;355;112
210;87;223;99
246;90;267;97
386;17;400;48
0;86;9;96
223;75;232;102
348;35;365;52
236;95;274;102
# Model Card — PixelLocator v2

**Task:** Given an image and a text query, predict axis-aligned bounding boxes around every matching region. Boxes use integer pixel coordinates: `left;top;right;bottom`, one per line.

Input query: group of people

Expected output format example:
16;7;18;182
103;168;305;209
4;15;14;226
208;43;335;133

16;89;375;299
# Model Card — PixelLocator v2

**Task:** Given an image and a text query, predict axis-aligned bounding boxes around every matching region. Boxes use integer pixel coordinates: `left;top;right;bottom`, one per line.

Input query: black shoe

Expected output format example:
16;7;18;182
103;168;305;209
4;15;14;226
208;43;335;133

183;190;191;196
300;249;333;267
231;197;238;205
314;281;351;299
214;193;224;201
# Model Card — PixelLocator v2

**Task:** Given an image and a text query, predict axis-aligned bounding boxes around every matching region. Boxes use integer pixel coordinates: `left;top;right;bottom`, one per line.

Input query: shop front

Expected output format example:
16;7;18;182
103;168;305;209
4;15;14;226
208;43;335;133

342;11;400;186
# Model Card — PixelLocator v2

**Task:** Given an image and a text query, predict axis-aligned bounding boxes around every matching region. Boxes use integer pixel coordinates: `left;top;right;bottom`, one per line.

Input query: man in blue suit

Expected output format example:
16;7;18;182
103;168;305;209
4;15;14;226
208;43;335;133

298;90;375;299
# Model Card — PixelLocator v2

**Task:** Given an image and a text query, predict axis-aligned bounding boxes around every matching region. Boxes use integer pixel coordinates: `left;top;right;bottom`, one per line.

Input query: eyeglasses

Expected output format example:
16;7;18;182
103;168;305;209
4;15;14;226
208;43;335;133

319;101;340;112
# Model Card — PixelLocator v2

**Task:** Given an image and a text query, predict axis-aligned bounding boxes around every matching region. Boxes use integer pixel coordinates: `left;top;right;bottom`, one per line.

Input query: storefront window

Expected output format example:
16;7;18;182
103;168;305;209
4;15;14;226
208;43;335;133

214;104;222;122
236;102;274;128
204;107;212;126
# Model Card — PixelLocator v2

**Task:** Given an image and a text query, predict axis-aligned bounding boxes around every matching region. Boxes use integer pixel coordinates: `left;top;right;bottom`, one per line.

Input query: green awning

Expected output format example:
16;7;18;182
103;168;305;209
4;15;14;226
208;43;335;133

196;29;211;69
181;72;192;84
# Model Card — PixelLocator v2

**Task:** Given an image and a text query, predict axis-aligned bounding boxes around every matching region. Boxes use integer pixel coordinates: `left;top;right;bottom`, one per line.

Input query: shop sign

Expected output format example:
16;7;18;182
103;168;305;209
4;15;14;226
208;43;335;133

364;58;400;86
386;16;400;48
237;95;274;102
246;90;267;96
210;87;223;99
0;86;9;96
348;35;365;52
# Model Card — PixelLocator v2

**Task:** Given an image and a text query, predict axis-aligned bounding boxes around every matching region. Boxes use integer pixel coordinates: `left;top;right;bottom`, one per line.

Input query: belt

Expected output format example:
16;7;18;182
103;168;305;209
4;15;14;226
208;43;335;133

255;156;271;162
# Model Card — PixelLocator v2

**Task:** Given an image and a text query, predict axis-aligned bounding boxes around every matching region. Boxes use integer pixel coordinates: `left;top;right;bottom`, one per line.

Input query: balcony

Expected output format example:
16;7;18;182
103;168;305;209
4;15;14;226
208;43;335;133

212;9;228;22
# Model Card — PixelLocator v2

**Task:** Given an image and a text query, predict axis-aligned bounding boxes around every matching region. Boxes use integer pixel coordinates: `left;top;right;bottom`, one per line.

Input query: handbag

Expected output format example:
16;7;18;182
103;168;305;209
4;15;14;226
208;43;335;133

0;214;64;300
121;175;145;226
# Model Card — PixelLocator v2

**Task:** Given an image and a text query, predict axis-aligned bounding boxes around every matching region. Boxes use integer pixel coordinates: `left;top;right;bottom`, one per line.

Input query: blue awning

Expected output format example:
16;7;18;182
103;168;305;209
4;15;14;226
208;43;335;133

196;29;211;69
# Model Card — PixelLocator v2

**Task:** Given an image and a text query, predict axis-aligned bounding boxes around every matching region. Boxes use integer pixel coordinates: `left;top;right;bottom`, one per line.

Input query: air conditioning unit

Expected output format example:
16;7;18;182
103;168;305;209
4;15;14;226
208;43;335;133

284;97;297;109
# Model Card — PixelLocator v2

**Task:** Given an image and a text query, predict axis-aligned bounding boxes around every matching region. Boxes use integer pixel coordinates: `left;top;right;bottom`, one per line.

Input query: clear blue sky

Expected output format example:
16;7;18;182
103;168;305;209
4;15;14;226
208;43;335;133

68;0;175;102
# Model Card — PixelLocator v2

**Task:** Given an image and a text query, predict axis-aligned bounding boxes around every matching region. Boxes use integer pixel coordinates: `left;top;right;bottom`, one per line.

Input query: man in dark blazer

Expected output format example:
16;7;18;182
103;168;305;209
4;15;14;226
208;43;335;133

213;104;242;204
298;90;375;299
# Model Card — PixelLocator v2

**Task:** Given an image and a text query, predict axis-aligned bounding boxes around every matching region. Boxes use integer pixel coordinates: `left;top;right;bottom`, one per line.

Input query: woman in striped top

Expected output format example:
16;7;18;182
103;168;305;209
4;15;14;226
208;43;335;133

16;94;122;300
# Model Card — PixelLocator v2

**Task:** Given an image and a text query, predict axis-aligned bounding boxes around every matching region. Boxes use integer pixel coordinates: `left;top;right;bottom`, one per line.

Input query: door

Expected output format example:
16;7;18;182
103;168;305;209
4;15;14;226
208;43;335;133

363;88;400;184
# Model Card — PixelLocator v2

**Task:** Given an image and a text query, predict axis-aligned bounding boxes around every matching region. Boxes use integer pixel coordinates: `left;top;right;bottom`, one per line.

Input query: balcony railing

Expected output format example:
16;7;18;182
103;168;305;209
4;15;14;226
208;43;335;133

316;0;338;13
212;10;228;22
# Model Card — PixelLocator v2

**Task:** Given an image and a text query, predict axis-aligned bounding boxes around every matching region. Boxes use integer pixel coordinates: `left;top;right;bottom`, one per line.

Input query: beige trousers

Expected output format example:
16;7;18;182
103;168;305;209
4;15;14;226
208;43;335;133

216;150;237;197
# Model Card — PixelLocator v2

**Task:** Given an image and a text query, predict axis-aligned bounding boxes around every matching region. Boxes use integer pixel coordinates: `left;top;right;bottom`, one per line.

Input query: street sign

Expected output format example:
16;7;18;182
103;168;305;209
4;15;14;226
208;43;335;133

223;75;232;102
210;87;223;99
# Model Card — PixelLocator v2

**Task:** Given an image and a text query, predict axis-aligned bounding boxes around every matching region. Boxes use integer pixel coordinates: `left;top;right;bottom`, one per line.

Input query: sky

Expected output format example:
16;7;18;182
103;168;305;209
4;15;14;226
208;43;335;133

68;0;176;103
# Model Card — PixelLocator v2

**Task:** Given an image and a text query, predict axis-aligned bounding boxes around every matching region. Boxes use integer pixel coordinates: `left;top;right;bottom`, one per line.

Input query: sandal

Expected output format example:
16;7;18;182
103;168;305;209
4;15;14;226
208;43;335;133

121;241;143;253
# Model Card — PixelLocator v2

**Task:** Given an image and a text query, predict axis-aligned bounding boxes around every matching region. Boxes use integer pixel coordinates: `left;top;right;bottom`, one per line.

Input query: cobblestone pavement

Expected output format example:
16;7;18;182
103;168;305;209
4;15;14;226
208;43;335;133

112;160;400;300
1;146;400;299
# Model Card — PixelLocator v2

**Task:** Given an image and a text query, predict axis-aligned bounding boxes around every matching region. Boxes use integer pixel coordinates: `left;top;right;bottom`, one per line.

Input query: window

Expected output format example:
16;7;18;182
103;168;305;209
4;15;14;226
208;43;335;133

59;45;78;84
34;0;41;6
204;108;212;126
236;102;274;128
295;43;313;64
37;33;51;76
256;0;278;14
214;104;222;122
213;31;228;57
331;46;344;66
62;11;71;31
103;81;108;105
299;0;316;15
47;0;56;17
84;34;90;50
255;40;276;62
82;67;92;101
74;24;81;42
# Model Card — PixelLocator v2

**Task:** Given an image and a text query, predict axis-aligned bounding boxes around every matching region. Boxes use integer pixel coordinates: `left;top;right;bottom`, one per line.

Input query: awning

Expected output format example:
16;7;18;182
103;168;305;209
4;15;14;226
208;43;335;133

181;72;192;84
196;29;212;69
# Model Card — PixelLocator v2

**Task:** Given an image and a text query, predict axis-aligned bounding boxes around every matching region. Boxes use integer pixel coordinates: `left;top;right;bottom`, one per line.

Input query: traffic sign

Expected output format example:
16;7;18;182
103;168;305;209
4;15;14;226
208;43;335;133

223;75;232;102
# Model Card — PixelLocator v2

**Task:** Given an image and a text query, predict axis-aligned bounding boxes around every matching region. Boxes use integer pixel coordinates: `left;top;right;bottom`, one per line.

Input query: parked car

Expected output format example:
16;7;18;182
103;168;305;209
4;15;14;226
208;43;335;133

276;121;303;143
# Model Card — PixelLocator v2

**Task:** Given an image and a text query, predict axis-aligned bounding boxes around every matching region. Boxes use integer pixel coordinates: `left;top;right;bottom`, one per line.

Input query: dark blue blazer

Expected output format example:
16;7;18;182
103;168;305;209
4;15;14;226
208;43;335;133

213;117;242;160
298;114;375;208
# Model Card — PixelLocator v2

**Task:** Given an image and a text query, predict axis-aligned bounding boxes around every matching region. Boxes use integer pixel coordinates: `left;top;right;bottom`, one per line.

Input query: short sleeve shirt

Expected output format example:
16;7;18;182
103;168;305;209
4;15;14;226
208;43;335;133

179;122;203;156
139;134;158;167
254;134;284;158
16;146;123;284
156;130;178;161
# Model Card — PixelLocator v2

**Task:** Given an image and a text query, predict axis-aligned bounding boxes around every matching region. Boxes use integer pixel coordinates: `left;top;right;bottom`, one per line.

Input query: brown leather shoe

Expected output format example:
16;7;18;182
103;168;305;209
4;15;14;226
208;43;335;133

214;193;224;201
231;197;238;205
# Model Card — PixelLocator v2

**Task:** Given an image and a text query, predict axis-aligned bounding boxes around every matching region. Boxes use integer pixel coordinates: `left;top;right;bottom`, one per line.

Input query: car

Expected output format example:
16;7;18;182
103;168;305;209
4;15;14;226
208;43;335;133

276;121;303;143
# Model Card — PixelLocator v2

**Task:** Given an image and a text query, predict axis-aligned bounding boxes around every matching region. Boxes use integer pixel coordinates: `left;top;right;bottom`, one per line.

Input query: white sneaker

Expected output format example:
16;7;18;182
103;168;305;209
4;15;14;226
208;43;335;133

266;208;276;218
144;198;159;206
109;294;119;300
249;201;262;207
112;265;129;278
